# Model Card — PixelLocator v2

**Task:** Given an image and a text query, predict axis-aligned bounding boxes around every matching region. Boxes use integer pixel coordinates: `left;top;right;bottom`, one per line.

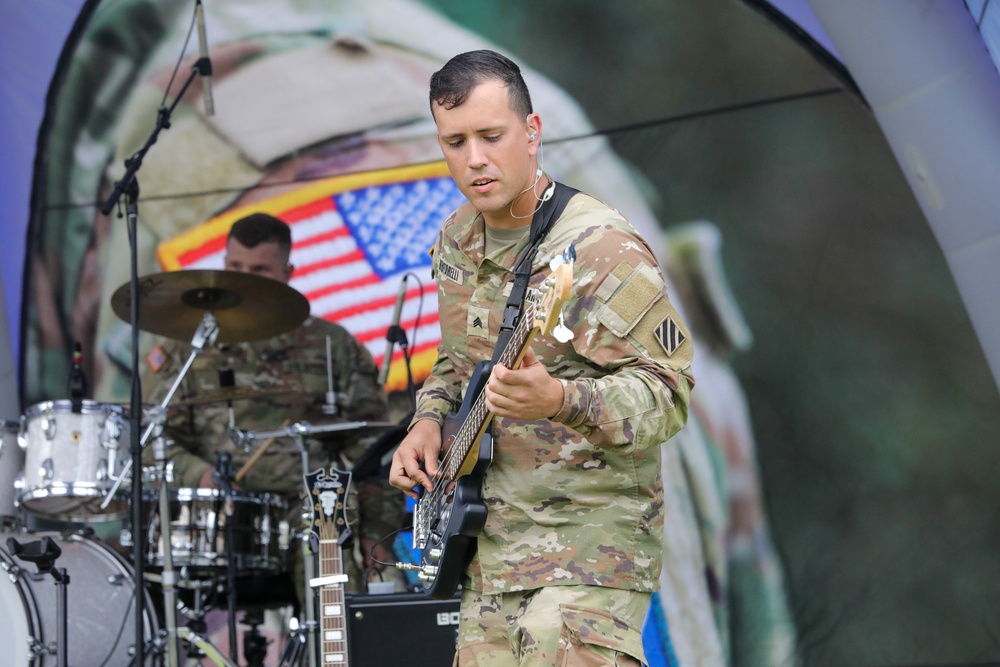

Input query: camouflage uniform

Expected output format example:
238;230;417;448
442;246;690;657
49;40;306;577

414;189;695;664
142;315;400;593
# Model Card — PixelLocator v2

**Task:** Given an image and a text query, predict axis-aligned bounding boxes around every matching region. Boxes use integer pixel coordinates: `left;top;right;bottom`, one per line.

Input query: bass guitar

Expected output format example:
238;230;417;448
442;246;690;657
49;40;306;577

412;251;574;599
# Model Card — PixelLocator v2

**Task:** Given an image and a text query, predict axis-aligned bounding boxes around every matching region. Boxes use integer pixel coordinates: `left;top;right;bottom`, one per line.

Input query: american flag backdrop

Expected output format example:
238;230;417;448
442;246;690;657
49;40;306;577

157;162;467;393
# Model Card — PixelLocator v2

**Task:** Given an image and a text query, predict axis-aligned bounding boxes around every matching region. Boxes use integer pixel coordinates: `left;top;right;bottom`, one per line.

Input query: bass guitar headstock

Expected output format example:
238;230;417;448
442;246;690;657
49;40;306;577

304;466;353;546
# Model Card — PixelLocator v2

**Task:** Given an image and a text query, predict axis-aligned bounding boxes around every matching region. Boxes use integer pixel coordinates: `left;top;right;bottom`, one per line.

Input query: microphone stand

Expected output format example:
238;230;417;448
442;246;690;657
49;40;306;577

99;57;211;667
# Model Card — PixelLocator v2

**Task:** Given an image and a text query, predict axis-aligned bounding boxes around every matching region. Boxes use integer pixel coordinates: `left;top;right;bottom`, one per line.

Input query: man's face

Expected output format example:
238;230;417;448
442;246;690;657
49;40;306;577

434;80;539;228
224;238;293;283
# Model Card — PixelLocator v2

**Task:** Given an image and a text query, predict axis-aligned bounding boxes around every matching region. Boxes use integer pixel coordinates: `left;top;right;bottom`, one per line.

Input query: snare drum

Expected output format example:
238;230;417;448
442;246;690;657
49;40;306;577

145;488;289;575
17;401;129;521
0;530;158;666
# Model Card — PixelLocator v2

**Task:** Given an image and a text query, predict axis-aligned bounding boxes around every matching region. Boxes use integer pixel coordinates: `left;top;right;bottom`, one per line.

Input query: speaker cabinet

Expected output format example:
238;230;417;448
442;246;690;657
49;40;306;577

346;591;460;665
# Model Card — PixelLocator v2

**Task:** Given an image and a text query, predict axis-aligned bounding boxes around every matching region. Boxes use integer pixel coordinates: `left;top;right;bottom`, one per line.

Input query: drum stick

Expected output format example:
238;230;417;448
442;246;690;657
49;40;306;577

234;418;291;484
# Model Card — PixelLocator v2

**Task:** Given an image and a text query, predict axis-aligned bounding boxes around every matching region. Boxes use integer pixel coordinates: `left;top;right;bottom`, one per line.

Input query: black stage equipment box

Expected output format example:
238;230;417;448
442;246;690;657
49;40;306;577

346;591;460;665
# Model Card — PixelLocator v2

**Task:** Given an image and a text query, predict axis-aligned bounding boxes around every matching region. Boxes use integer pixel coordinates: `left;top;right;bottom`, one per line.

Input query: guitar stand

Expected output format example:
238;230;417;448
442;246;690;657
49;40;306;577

7;536;70;667
276;616;309;667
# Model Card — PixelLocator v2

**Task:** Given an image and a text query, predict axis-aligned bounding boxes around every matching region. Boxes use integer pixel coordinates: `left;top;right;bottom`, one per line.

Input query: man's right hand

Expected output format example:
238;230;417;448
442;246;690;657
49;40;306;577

389;419;442;501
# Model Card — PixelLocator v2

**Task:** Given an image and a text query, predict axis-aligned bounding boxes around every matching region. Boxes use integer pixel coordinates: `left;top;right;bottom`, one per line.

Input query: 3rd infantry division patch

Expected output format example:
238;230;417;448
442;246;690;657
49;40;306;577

655;315;686;356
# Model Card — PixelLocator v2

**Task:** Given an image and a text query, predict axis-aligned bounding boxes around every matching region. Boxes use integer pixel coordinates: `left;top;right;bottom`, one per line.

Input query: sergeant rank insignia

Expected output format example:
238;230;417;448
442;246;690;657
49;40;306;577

655;316;686;357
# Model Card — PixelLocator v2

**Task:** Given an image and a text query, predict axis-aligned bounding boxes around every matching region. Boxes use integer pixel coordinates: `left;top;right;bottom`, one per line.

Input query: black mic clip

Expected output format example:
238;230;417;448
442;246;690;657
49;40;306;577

193;55;213;78
385;323;409;349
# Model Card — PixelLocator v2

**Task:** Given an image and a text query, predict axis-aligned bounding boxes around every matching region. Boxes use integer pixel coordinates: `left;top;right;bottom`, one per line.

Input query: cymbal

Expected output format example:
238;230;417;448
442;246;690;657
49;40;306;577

171;386;304;408
111;270;310;344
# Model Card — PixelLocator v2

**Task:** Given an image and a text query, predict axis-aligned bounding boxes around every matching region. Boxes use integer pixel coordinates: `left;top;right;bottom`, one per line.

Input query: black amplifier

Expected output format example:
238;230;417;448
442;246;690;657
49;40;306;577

346;591;460;665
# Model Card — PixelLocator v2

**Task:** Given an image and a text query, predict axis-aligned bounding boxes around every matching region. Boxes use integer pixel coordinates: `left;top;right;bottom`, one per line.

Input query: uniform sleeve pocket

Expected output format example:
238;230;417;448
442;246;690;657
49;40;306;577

595;262;663;338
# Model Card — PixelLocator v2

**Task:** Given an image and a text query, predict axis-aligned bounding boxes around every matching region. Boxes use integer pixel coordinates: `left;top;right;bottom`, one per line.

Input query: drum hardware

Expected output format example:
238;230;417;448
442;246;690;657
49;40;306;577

95;270;341;666
233;421;327;667
234;418;292;486
102;310;222;512
175;626;239;667
6;535;70;667
214;451;240;660
230;419;395;667
102;310;221;667
148;411;184;667
231;420;397;455
103;266;311;509
1;530;158;666
141;571;239;667
101;303;308;666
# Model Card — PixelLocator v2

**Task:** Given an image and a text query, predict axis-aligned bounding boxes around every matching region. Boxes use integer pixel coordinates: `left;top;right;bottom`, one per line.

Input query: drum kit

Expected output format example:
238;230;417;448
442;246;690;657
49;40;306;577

0;270;399;667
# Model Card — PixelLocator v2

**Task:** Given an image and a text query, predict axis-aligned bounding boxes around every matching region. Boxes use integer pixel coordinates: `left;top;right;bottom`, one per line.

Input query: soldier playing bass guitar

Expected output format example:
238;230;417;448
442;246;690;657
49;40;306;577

389;50;695;667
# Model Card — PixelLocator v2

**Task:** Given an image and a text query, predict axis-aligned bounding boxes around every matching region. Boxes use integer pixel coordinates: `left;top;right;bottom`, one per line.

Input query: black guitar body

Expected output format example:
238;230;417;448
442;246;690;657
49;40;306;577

420;360;494;599
421;430;492;599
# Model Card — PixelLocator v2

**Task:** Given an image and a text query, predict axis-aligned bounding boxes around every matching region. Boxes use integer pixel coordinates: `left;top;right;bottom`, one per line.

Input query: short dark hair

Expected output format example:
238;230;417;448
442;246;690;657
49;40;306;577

429;50;533;120
227;213;291;253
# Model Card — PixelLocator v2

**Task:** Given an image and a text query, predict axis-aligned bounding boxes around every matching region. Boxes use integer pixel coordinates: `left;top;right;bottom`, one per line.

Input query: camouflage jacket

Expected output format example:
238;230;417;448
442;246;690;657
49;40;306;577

414;188;695;594
142;316;400;542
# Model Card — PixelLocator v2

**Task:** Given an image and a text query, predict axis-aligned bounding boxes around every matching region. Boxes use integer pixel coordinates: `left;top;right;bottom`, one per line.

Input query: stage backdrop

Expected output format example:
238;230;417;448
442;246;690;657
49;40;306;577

12;1;1000;666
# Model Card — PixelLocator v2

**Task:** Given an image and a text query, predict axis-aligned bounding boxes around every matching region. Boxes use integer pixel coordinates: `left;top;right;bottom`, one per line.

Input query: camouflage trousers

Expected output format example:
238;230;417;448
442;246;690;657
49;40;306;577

453;585;650;667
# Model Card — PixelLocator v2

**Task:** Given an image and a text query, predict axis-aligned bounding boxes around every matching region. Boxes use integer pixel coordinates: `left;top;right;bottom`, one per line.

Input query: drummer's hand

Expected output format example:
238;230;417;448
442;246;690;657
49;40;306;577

389;419;441;501
198;468;218;489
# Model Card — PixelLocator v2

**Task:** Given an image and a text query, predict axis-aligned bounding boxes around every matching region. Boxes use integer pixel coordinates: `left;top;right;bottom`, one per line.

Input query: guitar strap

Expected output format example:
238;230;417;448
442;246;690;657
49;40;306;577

490;180;579;366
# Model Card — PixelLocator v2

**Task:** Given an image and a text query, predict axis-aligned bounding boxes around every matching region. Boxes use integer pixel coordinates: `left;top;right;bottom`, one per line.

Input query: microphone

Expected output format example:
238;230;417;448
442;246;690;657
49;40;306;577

195;0;214;116
378;275;408;385
323;335;338;415
68;341;88;413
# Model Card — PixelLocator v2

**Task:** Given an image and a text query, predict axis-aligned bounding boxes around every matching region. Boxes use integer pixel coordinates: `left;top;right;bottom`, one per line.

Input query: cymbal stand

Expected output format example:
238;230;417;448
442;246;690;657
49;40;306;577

126;313;219;667
148;410;182;667
102;311;221;509
213;452;240;661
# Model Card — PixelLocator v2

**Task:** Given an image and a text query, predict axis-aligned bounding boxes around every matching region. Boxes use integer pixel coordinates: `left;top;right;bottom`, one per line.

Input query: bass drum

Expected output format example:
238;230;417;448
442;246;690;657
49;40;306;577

0;530;158;666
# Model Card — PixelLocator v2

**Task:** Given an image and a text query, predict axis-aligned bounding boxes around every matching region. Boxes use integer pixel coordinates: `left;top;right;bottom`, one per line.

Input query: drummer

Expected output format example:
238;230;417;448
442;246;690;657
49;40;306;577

141;212;404;596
